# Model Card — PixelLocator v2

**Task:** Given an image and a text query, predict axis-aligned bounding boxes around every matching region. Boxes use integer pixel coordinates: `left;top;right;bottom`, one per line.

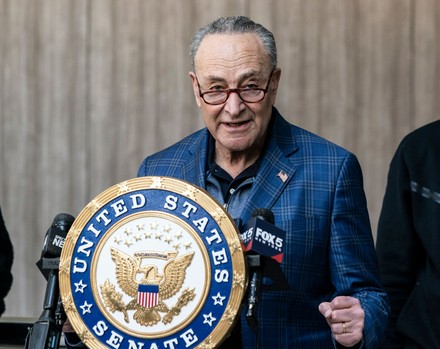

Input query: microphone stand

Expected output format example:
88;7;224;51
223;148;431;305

25;257;64;349
245;254;262;332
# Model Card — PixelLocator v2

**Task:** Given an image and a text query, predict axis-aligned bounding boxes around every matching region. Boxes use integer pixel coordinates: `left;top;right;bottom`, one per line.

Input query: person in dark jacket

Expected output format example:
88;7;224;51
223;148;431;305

376;119;440;348
0;206;13;316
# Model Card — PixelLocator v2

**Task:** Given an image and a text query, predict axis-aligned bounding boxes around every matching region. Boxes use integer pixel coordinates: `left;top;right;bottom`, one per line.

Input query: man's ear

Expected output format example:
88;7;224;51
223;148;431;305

271;68;281;93
189;72;202;108
269;68;282;105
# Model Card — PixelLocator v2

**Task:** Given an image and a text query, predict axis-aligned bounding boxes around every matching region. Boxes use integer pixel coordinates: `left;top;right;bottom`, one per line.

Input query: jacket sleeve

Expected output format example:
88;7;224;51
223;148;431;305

330;153;390;348
0;207;14;315
376;144;424;348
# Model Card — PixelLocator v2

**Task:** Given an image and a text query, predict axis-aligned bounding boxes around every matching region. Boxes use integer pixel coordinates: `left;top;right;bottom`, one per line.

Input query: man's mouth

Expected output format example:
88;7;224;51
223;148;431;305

225;121;249;127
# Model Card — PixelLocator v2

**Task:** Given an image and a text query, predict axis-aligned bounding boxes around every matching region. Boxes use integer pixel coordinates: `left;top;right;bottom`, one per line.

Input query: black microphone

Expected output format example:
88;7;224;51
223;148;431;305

241;208;286;332
26;213;75;349
37;213;74;279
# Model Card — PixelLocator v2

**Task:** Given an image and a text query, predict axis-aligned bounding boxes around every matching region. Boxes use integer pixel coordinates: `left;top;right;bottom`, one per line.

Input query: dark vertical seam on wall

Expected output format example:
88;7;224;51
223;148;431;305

409;0;415;128
85;0;92;202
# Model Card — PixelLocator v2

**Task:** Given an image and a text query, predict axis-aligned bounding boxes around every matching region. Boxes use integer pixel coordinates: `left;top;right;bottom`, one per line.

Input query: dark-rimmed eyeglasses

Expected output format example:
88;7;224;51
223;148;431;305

196;70;274;105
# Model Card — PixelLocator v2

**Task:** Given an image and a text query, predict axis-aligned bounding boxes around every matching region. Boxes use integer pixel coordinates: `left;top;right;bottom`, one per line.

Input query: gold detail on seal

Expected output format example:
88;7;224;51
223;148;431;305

99;248;195;326
222;305;237;324
58;258;70;276
61;293;75;313
182;185;198;201
210;207;228;226
233;270;246;289
66;227;81;242
150;177;164;189
228;239;242;255
116;181;131;195
198;335;215;349
77;327;95;345
116;181;131;194
86;199;101;214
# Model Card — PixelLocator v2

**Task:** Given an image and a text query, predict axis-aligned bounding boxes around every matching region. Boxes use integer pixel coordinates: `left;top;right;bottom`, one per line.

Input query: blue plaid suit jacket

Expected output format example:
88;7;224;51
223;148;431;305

138;108;389;348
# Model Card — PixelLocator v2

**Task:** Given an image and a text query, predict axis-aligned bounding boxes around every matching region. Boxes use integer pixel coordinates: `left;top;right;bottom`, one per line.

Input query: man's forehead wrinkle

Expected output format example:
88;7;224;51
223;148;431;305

197;53;260;67
196;58;267;81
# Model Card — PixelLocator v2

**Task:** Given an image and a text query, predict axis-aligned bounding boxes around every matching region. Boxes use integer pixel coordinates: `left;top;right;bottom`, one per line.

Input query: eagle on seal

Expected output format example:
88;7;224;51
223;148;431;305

104;247;195;326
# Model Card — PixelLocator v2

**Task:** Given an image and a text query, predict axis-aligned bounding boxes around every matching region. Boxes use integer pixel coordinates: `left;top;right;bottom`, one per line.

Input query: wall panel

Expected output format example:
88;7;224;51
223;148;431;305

414;0;440;126
1;0;439;319
1;0;88;316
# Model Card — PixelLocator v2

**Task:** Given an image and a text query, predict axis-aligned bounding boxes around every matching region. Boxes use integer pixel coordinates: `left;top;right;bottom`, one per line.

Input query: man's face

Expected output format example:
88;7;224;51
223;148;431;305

190;33;281;158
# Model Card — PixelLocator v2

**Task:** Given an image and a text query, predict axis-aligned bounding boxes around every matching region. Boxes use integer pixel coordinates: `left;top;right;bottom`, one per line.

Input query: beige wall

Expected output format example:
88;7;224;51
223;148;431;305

1;0;439;318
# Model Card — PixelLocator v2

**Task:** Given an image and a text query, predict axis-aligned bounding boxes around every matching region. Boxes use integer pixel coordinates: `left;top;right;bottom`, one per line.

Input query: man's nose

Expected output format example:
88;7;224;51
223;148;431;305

224;91;245;115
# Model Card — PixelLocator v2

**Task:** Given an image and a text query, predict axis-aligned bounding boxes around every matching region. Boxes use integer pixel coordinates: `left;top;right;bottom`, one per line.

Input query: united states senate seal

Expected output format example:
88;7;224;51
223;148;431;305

59;176;247;349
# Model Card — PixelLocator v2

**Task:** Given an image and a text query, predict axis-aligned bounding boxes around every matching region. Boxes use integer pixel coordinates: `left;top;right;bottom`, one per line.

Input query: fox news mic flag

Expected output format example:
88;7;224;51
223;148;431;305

240;209;286;263
240;209;289;292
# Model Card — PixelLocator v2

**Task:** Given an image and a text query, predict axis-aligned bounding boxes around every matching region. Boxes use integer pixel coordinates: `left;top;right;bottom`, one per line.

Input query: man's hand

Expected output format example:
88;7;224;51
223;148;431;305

319;296;364;347
62;317;75;333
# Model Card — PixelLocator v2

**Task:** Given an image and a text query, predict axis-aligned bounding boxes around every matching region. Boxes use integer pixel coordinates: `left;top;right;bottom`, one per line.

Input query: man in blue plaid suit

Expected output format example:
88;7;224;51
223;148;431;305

138;16;389;349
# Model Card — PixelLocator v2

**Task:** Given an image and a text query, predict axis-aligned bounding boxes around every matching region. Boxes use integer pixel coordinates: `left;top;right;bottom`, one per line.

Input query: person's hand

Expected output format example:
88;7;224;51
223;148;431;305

62;317;86;348
319;296;364;347
62;317;75;333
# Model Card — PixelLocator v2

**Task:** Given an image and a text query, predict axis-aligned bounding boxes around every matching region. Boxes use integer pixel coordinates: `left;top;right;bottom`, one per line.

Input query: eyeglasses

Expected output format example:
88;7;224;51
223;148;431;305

196;70;274;105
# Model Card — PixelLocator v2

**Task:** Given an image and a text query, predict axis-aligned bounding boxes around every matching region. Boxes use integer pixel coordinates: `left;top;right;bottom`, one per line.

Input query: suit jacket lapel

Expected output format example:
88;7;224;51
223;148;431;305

185;130;210;188
241;111;299;222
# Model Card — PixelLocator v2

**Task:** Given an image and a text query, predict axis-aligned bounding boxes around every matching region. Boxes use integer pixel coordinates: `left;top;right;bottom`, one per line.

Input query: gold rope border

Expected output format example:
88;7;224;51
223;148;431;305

59;176;247;349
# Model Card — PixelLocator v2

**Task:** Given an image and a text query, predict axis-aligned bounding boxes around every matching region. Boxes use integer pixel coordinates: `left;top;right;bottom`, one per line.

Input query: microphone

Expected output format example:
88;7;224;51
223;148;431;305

26;213;75;349
241;208;286;332
37;213;74;279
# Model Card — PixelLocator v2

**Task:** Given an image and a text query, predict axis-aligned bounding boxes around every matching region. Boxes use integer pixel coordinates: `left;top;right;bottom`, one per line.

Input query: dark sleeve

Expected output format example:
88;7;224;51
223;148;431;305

0;207;14;315
376;145;424;348
64;332;87;348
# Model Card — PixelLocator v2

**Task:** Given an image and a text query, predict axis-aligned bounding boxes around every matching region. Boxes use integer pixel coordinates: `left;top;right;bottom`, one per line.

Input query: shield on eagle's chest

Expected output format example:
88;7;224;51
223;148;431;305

137;284;159;308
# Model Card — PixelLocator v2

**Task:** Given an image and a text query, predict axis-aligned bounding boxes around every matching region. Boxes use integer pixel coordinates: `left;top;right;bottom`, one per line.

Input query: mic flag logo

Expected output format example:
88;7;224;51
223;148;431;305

59;176;247;349
52;234;65;249
240;217;286;263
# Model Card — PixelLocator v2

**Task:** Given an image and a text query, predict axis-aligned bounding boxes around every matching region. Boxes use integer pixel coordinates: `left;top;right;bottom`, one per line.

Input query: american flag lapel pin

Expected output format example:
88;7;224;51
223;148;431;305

277;170;288;183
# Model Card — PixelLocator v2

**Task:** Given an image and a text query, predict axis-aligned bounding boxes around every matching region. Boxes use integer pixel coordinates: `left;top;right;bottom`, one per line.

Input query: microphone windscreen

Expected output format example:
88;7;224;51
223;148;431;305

52;213;75;230
251;208;274;224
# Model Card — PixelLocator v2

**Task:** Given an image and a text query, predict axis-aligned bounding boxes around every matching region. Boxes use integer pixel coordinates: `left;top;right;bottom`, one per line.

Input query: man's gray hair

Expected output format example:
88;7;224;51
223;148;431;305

190;16;277;72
